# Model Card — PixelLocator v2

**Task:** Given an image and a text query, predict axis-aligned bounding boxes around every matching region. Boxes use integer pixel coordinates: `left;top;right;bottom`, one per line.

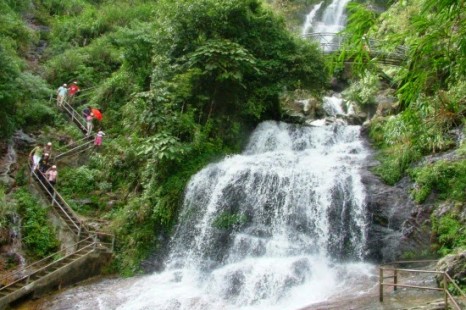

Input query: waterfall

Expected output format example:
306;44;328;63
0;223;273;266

301;2;323;36
302;0;352;35
302;0;352;52
111;120;373;310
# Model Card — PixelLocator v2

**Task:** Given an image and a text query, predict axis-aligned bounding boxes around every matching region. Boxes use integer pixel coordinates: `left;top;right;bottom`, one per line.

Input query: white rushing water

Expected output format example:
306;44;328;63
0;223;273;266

302;0;352;52
42;115;377;310
118;120;373;310
39;2;375;309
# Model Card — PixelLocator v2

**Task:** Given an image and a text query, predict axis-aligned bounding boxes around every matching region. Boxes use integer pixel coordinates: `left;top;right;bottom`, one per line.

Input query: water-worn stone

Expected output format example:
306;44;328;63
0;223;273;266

361;151;432;262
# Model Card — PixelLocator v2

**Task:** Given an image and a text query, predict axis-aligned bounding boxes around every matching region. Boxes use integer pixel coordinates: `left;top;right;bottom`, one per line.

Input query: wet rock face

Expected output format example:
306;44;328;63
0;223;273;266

361;153;432;262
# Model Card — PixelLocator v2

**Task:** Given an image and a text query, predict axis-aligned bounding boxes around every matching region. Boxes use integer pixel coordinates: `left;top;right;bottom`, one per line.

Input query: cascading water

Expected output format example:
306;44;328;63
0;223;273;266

117;120;373;310
302;0;352;52
49;116;376;310
35;2;382;309
302;0;352;35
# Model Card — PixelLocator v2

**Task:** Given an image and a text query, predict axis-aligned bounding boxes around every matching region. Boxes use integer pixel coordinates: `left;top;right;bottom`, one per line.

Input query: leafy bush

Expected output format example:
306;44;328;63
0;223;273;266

14;188;59;259
343;70;380;106
432;213;466;256
59;166;99;197
410;160;466;203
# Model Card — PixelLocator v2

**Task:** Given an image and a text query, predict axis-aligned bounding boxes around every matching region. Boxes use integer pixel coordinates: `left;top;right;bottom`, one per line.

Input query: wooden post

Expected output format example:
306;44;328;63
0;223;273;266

379;267;384;302
394;268;398;291
443;273;448;310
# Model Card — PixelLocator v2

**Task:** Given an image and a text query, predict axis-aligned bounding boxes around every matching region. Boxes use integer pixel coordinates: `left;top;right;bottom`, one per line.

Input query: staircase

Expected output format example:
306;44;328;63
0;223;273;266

0;95;113;309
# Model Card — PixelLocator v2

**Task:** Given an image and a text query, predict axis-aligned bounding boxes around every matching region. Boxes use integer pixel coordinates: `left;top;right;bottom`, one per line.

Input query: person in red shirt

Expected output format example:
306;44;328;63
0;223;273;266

68;81;80;104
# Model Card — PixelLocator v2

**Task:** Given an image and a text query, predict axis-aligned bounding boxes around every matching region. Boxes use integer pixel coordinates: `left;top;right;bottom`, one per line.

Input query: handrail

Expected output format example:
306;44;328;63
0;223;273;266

304;32;407;62
379;260;466;310
61;100;87;133
54;136;92;153
31;167;82;234
55;140;93;160
0;236;94;289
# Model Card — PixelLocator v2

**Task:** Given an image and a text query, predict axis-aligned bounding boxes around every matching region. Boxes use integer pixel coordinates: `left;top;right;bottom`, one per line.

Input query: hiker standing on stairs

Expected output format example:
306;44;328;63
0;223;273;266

86;112;94;136
67;81;80;104
94;130;105;147
29;144;44;172
45;165;58;191
44;141;53;158
57;83;68;107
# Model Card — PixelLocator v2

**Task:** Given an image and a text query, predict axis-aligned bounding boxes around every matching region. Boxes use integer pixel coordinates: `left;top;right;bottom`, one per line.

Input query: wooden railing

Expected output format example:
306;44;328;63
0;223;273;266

379;260;466;310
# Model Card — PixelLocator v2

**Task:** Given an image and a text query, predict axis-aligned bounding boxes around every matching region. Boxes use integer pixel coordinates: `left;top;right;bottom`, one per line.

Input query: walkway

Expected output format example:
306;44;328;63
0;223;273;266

0;95;113;309
305;32;407;65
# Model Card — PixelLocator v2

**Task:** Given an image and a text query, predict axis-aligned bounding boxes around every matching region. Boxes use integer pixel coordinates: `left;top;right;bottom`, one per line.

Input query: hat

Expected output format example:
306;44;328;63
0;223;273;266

73;81;78;84
63;83;67;86
44;153;49;156
47;142;52;146
52;165;57;169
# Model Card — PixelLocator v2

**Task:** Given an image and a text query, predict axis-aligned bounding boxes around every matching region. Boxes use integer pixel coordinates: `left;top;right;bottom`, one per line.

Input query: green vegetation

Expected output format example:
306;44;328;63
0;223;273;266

337;0;466;258
410;160;466;204
432;213;466;256
14;188;59;259
213;211;248;230
339;1;466;184
0;0;53;139
3;0;464;274
12;0;327;274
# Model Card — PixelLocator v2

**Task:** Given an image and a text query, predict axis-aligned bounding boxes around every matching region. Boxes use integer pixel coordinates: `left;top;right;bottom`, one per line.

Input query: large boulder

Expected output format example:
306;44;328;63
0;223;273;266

361;149;432;262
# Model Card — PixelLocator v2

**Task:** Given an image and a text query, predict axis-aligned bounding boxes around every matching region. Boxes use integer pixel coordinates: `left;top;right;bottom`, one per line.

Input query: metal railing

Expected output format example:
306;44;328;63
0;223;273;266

54;135;93;154
31;165;87;237
0;236;95;291
379;260;466;309
55;140;93;161
304;32;407;64
60;99;87;133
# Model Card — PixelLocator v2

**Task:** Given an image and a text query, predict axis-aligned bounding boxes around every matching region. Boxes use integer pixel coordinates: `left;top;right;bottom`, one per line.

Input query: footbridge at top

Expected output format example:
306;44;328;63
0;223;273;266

304;32;407;66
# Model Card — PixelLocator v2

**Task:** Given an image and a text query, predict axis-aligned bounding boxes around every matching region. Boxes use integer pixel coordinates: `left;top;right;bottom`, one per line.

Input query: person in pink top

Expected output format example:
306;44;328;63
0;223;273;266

45;165;58;191
94;130;105;147
86;112;94;136
67;81;80;104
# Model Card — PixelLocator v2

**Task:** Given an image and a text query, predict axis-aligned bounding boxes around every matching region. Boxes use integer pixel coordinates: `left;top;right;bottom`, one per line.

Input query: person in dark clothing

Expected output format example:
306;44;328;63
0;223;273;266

82;106;92;127
39;153;51;173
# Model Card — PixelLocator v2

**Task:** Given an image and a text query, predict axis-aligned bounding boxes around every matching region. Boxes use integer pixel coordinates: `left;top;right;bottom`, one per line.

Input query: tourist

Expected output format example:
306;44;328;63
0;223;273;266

67;81;80;104
38;153;51;173
29;144;43;172
45;165;58;189
44;142;53;157
57;83;68;107
94;130;105;147
86;112;94;136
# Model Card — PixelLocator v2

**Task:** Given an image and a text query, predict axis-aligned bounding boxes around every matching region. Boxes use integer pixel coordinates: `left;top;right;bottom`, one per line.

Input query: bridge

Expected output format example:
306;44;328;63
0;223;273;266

304;32;407;65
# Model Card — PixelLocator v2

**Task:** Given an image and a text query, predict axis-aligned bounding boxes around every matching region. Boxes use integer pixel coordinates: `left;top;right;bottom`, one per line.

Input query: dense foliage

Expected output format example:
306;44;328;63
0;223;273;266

338;0;466;257
14;188;59;259
17;0;328;274
0;0;53;139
